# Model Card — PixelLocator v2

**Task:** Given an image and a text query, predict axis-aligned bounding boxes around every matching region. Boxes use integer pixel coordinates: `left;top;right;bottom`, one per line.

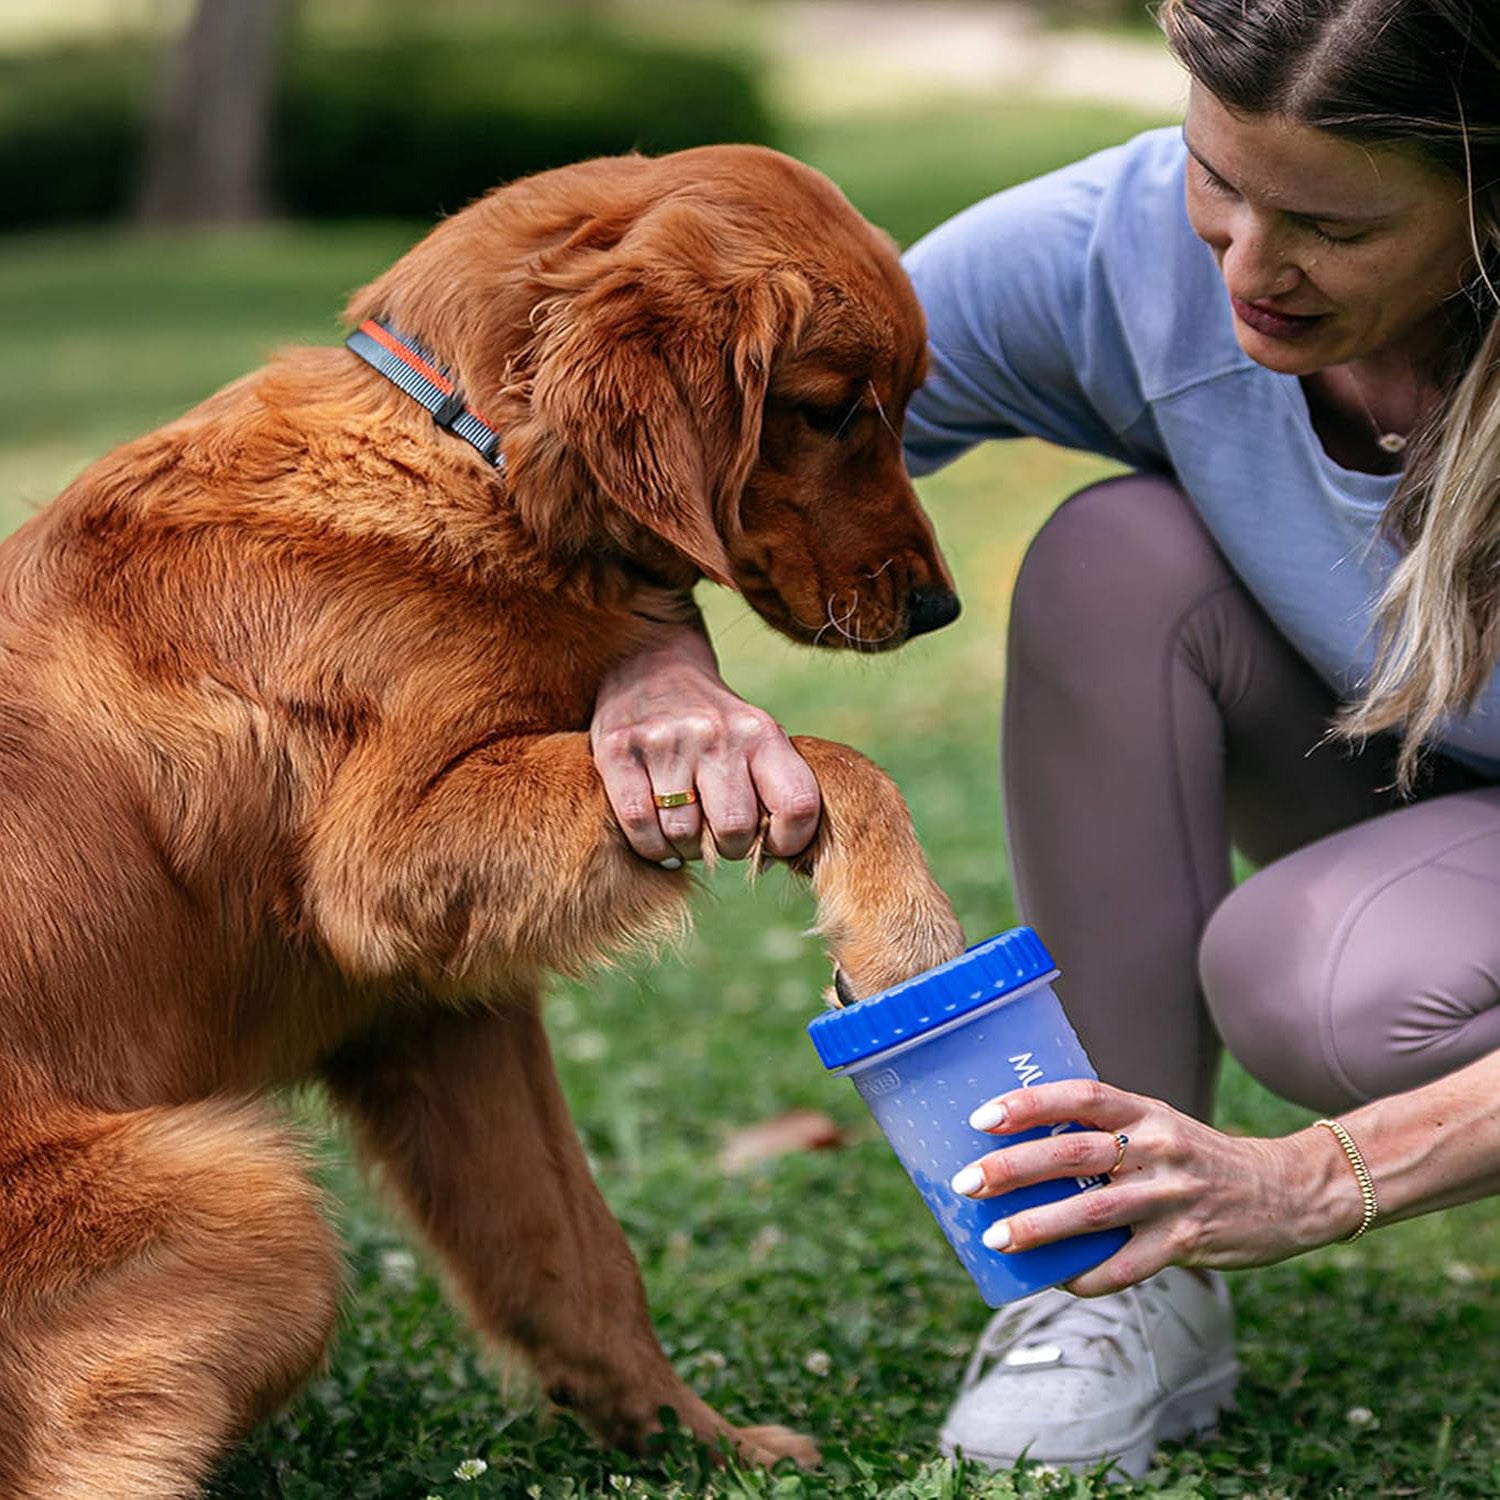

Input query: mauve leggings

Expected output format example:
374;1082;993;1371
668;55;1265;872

1003;473;1500;1120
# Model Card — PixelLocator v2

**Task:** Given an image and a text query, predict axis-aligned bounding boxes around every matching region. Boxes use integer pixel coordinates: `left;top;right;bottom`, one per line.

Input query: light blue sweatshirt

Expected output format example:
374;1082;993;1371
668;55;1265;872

901;126;1500;775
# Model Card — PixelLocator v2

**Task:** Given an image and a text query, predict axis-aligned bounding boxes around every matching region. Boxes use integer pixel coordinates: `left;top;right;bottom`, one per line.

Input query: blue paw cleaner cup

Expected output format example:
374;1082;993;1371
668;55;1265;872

807;927;1129;1306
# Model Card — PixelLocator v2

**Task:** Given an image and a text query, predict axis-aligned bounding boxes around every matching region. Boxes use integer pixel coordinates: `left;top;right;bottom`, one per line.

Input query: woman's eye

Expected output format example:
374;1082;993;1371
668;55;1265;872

1305;221;1367;247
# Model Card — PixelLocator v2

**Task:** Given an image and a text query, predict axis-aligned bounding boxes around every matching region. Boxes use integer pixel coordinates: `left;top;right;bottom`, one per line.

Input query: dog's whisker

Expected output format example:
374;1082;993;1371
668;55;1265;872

821;585;905;649
868;380;899;441
814;595;847;646
818;595;847;646
822;597;846;645
824;589;895;648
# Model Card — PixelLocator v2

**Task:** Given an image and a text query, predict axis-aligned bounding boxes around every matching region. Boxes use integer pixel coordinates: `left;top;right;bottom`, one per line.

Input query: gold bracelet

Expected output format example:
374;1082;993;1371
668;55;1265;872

1315;1118;1380;1242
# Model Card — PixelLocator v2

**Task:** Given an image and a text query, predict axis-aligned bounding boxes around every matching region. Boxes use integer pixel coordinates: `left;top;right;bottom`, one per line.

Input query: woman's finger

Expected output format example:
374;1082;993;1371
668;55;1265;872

1064;1228;1178;1297
595;746;679;863
694;755;763;862
950;1126;1127;1201
597;710;713;864
648;775;704;864
980;1175;1150;1256
747;735;822;857
967;1078;1143;1136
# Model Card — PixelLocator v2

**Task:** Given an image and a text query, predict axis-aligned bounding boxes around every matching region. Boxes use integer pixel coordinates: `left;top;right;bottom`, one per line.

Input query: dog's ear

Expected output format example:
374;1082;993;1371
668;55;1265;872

525;222;812;585
715;269;815;544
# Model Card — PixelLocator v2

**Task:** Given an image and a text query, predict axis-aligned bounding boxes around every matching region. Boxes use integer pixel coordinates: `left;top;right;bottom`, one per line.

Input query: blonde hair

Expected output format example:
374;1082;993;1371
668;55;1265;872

1159;0;1500;788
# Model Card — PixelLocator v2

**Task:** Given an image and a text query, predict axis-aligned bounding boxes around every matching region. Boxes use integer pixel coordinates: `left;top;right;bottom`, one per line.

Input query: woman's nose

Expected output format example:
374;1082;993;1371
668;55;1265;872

1219;215;1300;302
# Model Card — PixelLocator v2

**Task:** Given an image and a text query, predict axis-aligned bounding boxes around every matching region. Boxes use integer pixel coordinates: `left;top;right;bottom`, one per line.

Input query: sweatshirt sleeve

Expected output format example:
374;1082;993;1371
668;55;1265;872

901;137;1168;478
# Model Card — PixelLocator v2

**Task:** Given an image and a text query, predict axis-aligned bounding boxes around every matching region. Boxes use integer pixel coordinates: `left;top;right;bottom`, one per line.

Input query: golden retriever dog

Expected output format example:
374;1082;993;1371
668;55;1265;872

0;144;966;1497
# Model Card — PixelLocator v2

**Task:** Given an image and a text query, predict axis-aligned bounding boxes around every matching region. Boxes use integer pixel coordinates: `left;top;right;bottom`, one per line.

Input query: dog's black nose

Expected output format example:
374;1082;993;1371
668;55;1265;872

906;586;961;638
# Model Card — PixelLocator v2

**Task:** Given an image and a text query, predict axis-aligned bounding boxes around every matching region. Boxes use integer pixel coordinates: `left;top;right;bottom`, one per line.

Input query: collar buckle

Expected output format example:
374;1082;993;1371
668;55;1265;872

430;389;467;428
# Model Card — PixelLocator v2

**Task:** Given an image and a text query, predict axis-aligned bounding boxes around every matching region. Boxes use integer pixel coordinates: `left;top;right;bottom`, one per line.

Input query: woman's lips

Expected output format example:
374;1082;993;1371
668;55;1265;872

1231;295;1328;339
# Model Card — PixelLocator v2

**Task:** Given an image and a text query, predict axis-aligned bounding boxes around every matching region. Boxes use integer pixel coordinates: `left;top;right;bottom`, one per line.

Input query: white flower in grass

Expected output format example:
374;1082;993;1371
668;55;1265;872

748;1224;785;1264
803;1349;832;1377
1345;1405;1378;1429
564;1029;608;1062
454;1455;489;1480
759;925;804;962
378;1248;417;1289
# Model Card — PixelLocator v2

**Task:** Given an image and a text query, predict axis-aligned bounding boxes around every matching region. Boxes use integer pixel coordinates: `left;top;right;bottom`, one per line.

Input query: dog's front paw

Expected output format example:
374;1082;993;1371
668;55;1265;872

731;1423;821;1468
832;896;966;1001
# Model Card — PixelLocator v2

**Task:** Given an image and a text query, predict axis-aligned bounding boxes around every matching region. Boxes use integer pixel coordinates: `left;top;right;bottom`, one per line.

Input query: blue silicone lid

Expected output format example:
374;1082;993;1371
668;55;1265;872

806;926;1058;1071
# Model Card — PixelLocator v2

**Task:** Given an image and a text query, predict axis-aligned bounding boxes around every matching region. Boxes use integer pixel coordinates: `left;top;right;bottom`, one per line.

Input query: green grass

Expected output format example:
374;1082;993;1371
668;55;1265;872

5;91;1500;1500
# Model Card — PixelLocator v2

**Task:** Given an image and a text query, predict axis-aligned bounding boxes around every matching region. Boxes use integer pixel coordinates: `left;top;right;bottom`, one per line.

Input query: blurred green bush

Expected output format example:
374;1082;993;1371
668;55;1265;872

0;21;776;229
0;45;145;230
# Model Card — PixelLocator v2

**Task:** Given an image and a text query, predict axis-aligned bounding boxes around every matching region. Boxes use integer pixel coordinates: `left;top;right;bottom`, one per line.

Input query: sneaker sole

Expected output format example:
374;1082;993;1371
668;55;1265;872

941;1357;1240;1479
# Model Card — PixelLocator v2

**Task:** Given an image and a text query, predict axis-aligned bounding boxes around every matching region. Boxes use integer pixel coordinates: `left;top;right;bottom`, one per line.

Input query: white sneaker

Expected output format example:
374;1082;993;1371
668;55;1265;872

938;1267;1238;1478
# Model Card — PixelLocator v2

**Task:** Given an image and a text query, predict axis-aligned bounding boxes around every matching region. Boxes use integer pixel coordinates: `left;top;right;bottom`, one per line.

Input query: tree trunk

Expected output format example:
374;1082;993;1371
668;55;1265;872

135;0;290;224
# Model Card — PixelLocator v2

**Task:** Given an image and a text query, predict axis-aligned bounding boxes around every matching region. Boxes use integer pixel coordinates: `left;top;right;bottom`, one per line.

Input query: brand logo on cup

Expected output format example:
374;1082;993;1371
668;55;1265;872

1009;1051;1044;1087
856;1067;902;1099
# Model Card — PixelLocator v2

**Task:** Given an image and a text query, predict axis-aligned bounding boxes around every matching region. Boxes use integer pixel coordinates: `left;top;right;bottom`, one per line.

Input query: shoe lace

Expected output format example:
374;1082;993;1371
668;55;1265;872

963;1282;1168;1390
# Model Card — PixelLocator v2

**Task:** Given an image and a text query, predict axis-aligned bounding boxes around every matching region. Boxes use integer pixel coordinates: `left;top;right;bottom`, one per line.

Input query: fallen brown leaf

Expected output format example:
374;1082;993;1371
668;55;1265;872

716;1108;845;1173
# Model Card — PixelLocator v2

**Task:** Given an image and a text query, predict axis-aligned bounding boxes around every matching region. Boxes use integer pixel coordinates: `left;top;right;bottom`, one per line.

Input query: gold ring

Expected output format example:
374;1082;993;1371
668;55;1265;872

653;789;698;810
1108;1132;1129;1177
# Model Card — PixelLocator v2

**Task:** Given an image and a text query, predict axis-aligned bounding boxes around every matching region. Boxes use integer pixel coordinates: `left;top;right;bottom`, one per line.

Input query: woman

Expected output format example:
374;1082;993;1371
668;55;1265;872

590;0;1500;1478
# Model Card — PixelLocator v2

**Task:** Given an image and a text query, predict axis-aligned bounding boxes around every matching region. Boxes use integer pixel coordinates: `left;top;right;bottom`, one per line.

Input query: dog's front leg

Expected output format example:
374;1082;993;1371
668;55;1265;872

781;735;967;999
302;725;963;1003
304;727;814;1462
304;729;689;995
321;999;818;1467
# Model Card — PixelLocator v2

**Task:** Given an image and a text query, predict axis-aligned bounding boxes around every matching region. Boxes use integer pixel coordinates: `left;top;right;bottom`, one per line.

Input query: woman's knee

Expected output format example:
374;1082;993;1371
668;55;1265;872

1009;474;1234;679
1199;872;1353;1110
1201;842;1500;1111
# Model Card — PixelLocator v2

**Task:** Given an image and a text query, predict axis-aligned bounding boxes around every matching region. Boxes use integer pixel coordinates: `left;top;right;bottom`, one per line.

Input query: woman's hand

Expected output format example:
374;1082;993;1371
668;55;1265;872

590;624;821;867
950;1080;1365;1295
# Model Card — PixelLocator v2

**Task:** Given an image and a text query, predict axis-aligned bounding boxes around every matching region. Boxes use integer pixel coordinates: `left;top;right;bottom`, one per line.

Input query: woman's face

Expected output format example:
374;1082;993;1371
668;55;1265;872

1183;84;1475;375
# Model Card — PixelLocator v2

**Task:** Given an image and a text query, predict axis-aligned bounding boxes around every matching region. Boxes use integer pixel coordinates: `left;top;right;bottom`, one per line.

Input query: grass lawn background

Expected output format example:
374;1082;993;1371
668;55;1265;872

2;78;1500;1500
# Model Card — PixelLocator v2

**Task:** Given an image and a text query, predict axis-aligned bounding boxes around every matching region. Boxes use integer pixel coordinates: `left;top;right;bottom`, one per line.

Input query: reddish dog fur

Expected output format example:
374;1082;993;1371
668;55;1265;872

0;144;965;1496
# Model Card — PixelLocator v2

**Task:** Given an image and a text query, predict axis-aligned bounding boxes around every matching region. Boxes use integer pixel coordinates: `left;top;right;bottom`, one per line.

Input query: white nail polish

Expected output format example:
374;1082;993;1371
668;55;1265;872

982;1220;1012;1251
950;1165;984;1197
969;1100;1007;1131
660;857;683;871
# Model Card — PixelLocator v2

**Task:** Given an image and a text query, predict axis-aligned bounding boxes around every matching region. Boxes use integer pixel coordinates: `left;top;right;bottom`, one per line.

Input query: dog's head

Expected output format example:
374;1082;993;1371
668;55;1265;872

348;145;958;650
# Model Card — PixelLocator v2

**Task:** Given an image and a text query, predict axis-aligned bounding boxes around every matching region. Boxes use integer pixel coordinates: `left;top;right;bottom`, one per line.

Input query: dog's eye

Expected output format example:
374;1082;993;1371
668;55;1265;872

798;402;857;438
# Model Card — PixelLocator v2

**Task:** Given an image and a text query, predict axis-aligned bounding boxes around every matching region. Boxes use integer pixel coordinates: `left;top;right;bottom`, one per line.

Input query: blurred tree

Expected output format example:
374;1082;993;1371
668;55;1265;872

135;0;291;223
